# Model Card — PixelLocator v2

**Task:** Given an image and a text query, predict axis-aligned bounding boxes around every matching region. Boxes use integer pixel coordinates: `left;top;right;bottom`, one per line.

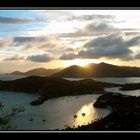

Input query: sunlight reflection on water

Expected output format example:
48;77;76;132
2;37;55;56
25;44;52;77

0;91;110;130
71;102;96;127
70;100;110;128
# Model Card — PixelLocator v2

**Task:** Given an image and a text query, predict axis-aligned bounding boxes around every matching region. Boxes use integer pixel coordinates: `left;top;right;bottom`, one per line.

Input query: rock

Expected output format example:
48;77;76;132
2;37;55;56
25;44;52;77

30;97;46;105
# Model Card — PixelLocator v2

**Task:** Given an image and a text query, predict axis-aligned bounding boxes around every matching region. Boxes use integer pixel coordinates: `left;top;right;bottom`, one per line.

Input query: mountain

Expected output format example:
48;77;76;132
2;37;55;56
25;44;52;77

51;65;88;77
10;68;62;76
52;62;140;78
11;71;23;75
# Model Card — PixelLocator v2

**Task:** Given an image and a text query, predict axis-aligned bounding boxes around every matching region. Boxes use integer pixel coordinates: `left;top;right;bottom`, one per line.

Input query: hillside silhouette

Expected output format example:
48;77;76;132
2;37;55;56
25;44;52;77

10;68;62;76
52;62;140;78
0;76;120;105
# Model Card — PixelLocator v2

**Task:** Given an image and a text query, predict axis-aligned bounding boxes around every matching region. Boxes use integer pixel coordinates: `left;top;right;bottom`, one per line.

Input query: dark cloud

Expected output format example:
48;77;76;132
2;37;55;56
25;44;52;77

135;53;140;59
59;22;118;37
0;16;33;24
3;55;24;61
125;36;140;47
13;36;62;51
0;16;48;24
84;33;140;49
14;37;36;43
78;49;132;60
34;18;48;22
26;54;53;62
59;53;77;60
13;37;40;48
85;22;115;32
14;36;52;43
60;33;140;60
64;48;75;52
14;36;46;47
78;33;140;60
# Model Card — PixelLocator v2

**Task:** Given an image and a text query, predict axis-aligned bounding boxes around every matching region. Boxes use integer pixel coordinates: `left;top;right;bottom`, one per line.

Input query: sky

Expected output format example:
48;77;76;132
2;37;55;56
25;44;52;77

1;10;140;73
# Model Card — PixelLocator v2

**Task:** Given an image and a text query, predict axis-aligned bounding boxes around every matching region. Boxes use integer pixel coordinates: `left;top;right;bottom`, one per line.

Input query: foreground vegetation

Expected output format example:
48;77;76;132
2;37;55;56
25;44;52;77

120;83;140;91
0;102;25;130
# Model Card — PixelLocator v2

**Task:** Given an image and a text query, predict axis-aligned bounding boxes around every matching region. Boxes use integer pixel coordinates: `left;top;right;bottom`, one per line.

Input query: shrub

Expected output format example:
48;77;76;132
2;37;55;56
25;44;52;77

0;102;25;130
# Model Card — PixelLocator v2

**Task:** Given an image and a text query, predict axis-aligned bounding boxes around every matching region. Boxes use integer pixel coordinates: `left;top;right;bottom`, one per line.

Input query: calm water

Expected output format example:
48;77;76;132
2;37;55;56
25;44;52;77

0;91;110;130
66;77;140;97
0;74;26;81
105;87;140;97
1;75;140;84
1;75;140;130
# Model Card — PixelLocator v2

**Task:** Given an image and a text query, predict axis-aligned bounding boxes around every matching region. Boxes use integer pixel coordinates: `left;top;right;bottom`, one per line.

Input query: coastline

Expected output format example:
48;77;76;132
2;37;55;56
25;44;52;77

1;76;140;130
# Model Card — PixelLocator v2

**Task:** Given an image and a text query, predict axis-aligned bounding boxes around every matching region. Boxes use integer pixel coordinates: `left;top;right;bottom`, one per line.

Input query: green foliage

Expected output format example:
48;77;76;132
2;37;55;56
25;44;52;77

0;102;25;130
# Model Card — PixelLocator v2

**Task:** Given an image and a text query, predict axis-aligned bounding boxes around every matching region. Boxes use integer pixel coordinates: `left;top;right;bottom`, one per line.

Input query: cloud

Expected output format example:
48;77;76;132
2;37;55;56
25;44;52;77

78;32;140;60
60;32;140;61
14;36;53;44
0;16;32;24
125;32;140;36
63;14;115;21
84;32;140;49
85;22;116;32
0;16;49;24
34;18;49;23
13;35;62;52
14;36;47;47
59;22;118;37
59;53;77;60
3;55;24;61
135;53;140;59
14;37;35;43
34;11;115;23
64;48;75;52
0;36;13;48
26;53;53;62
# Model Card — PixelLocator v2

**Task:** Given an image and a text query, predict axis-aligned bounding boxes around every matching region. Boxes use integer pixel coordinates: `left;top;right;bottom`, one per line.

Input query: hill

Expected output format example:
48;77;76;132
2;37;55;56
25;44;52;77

0;76;120;105
52;62;140;78
10;68;62;76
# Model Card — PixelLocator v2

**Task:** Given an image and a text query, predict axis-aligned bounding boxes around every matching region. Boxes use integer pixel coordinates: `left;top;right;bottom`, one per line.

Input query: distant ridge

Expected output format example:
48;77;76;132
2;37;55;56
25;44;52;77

52;62;140;78
9;68;62;76
8;62;140;77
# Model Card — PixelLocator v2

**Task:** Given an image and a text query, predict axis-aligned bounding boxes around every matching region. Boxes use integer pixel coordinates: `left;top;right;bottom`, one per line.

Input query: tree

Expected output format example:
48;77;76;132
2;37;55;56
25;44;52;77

0;102;25;130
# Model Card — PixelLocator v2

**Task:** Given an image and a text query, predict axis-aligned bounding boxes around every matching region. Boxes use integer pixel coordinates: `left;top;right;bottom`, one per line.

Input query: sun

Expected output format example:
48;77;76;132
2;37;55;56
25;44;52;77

69;59;100;67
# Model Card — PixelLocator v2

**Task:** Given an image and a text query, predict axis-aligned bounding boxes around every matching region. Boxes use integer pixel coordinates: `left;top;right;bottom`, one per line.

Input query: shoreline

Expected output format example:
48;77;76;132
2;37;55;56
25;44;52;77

1;76;140;130
0;76;120;105
64;92;140;131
